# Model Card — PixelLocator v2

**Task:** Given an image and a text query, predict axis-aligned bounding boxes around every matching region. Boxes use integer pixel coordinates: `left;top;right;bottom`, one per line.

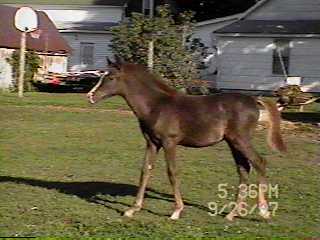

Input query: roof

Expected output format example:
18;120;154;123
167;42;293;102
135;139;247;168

214;20;320;36
0;5;71;53
0;0;127;6
195;13;242;27
57;21;118;32
195;0;271;28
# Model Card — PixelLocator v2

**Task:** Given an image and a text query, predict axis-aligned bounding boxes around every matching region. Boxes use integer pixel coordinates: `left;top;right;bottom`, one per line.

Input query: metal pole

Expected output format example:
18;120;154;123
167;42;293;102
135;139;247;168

149;0;154;18
147;0;154;69
18;30;26;98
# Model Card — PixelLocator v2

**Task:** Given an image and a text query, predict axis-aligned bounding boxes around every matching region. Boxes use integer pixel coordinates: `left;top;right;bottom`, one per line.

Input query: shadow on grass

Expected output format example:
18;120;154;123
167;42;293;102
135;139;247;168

0;176;210;217
282;112;320;123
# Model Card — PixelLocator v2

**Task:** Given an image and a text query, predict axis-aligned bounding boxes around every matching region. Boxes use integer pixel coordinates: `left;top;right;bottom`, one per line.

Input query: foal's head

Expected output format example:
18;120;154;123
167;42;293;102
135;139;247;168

87;57;176;104
87;57;126;104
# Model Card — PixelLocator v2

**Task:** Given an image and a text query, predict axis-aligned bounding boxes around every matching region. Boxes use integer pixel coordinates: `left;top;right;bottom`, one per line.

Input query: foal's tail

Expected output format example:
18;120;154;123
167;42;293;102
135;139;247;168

257;98;287;153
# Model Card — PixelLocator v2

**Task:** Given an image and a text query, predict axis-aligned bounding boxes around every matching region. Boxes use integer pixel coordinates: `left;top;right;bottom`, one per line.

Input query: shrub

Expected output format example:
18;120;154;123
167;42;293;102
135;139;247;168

110;5;206;91
6;50;41;91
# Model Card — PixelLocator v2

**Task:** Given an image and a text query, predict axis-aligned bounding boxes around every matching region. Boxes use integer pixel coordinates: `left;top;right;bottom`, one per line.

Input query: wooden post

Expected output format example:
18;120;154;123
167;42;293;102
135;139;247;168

147;0;154;70
18;30;26;98
148;40;154;69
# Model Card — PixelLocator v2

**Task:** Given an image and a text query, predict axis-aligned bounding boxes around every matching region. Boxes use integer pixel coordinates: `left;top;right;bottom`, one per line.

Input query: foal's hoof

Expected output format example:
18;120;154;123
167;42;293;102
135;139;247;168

169;213;180;220
225;212;237;222
258;203;271;220
169;209;184;220
123;209;136;218
225;215;234;222
259;210;271;220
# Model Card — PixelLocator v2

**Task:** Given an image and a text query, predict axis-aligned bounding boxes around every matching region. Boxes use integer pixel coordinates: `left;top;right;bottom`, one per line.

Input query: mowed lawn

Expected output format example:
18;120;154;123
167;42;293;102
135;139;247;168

0;93;319;238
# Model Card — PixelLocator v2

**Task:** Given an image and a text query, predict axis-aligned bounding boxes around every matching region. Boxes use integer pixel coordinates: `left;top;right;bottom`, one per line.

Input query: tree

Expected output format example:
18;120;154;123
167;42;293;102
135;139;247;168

6;50;41;92
110;5;203;90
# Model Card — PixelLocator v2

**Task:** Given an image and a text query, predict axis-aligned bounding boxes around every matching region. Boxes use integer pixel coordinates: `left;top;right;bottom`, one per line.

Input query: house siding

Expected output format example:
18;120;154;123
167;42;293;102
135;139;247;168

216;37;320;92
0;48;14;89
193;16;241;82
62;32;113;71
290;39;320;92
217;37;276;90
247;0;320;20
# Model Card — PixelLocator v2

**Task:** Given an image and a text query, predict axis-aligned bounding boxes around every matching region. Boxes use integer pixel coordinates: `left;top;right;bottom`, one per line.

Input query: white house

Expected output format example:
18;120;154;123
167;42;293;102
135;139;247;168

193;14;242;82
213;0;320;93
1;0;127;71
194;13;242;51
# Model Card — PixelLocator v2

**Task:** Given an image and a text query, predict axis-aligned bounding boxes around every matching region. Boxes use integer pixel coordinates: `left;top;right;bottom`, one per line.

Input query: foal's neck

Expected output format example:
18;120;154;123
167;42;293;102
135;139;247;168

122;79;174;120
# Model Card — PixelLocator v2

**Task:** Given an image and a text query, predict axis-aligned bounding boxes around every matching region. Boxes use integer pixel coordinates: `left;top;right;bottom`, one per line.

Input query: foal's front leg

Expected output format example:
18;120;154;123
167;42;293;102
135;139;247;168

124;141;158;217
163;141;184;220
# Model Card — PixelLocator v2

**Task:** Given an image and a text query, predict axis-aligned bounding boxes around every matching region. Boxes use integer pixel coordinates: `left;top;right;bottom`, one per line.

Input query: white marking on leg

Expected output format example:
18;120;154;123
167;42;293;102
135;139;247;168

259;202;270;219
169;207;183;220
170;210;181;220
124;209;135;218
88;93;95;104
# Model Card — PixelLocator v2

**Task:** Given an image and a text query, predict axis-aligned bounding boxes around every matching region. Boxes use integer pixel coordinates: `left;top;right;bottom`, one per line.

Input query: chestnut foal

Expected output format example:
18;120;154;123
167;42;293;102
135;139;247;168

87;58;286;221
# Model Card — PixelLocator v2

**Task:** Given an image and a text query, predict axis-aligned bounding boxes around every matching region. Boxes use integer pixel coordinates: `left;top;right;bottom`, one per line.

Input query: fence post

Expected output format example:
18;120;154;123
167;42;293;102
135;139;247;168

18;31;26;98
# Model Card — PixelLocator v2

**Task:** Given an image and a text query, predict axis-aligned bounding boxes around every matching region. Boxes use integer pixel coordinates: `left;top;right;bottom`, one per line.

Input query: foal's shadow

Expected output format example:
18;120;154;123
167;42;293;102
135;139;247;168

0;176;209;217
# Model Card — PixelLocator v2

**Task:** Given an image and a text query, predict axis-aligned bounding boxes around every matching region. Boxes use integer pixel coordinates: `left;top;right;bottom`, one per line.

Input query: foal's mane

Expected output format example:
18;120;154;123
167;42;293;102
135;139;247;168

122;63;177;96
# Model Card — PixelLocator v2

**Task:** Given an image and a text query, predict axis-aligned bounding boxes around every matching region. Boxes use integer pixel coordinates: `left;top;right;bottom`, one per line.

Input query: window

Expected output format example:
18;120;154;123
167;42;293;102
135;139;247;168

80;42;94;66
272;39;290;75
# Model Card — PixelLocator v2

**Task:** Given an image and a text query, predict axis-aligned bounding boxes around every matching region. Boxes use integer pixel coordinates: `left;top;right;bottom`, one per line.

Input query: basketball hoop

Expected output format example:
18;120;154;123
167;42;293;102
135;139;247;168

14;6;39;97
15;7;38;33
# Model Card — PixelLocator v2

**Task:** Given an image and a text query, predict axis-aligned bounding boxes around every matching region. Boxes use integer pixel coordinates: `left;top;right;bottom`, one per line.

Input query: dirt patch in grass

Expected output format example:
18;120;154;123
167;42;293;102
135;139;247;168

8;105;133;115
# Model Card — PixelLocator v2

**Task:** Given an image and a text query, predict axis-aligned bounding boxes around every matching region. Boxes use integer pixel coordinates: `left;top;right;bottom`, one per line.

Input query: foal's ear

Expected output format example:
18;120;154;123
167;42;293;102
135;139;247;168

106;56;121;70
106;57;114;66
114;55;124;65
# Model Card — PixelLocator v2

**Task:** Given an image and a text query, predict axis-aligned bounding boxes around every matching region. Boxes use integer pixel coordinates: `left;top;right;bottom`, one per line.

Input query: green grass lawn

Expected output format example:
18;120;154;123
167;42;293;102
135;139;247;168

0;93;319;238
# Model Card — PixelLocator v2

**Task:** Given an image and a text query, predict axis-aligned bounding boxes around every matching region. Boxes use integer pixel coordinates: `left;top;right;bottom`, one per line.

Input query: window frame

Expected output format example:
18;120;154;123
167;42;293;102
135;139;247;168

80;42;95;67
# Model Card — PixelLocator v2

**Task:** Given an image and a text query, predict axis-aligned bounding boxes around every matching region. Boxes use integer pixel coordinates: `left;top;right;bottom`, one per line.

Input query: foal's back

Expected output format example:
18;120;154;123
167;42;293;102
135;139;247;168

157;93;260;148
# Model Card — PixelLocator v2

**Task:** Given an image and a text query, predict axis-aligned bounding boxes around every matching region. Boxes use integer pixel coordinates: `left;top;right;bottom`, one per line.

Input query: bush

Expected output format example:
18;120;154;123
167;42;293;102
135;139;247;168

6;50;41;91
110;5;206;91
275;85;314;106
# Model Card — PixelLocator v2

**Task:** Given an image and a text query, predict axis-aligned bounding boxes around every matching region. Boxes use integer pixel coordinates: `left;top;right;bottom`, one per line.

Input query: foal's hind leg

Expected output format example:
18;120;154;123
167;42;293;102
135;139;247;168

226;136;271;220
163;141;184;220
124;141;158;217
225;140;251;221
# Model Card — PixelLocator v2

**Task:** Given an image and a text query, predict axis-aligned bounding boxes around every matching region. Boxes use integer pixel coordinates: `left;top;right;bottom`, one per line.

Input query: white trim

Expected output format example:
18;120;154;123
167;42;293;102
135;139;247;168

59;30;112;34
195;13;242;27
196;0;271;27
5;4;126;9
215;33;320;38
239;0;271;20
0;46;68;56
